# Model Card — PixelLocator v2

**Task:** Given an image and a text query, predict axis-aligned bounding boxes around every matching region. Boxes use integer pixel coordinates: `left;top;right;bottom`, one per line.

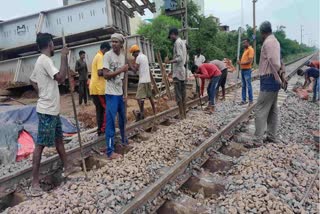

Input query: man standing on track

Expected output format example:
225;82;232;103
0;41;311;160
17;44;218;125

211;59;229;101
238;38;254;105
254;21;287;145
129;44;156;121
29;33;77;196
166;28;187;119
192;63;221;113
102;33;129;159
297;67;320;102
89;42;111;136
75;50;88;105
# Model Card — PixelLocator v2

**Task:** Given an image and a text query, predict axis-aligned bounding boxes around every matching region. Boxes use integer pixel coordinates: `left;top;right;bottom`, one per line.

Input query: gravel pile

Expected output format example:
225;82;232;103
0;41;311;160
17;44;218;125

214;92;319;213
6;101;245;213
216;143;319;213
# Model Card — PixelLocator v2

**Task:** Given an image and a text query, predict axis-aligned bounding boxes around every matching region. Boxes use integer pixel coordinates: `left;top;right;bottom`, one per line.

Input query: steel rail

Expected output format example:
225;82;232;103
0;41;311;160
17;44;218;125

118;53;315;214
0;53;314;199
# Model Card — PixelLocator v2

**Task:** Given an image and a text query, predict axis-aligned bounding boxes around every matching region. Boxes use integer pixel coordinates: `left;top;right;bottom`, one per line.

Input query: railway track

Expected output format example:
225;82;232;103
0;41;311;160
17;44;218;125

118;54;315;214
0;53;315;212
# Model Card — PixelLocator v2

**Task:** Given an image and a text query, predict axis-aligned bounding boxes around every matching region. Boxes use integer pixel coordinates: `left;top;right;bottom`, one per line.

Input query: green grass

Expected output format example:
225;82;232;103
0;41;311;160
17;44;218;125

283;52;313;64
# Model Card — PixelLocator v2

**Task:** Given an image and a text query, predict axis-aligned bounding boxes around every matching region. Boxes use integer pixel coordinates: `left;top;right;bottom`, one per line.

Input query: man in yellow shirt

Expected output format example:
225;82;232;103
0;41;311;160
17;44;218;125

237;38;254;105
89;42;111;136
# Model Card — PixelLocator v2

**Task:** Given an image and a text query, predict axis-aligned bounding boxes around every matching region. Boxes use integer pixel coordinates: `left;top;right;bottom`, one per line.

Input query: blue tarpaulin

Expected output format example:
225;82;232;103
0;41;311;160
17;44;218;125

0;105;76;141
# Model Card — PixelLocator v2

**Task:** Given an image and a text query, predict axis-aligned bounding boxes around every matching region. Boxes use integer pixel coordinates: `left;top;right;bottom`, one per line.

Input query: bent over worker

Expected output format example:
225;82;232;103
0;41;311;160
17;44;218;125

129;44;156;121
297;67;320;102
192;63;221;113
102;33;129;159
211;59;228;101
29;33;78;196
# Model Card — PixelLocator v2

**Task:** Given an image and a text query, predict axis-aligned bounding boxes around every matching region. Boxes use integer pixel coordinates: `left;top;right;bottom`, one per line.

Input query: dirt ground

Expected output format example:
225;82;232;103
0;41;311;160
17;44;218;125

0;89;181;129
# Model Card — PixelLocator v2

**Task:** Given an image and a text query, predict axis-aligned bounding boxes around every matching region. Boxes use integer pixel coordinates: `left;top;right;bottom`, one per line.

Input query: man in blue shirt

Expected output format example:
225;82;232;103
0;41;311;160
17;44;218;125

297;67;320;102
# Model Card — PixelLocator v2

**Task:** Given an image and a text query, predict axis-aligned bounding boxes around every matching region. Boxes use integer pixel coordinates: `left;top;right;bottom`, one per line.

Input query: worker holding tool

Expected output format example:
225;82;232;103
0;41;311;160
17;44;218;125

75;50;88;105
165;28;187;119
237;38;255;105
90;42;111;136
129;44;156;121
102;33;129;160
211;59;229;101
297;67;320;102
29;33;79;196
192;63;221;113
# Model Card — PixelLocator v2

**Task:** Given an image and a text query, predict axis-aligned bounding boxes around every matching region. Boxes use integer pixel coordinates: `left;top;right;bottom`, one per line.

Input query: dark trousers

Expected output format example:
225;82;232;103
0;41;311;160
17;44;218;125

207;75;220;106
92;95;106;133
79;80;88;105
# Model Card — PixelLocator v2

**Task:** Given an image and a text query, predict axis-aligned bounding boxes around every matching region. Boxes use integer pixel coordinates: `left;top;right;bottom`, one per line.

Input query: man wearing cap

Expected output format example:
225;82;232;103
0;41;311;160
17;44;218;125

129;45;156;121
166;28;187;119
102;33;129;159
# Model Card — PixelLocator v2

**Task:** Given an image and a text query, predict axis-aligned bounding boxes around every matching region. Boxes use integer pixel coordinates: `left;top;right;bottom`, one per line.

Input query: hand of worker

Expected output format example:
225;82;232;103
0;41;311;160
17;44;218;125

194;74;199;78
281;79;288;91
164;57;170;64
121;64;129;73
98;69;104;77
237;60;241;65
61;47;69;56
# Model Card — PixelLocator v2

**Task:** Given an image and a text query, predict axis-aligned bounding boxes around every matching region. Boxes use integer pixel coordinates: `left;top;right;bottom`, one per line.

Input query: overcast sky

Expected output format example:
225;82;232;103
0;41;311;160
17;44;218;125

1;0;319;47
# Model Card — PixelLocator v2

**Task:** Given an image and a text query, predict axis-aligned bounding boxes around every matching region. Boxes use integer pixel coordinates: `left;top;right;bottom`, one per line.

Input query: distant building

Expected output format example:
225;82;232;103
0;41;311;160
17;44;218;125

219;25;230;32
208;15;220;25
154;0;204;17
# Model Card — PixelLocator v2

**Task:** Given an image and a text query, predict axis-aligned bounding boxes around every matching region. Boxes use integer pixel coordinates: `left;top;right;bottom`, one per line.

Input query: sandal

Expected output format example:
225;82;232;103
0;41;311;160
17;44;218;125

29;186;45;197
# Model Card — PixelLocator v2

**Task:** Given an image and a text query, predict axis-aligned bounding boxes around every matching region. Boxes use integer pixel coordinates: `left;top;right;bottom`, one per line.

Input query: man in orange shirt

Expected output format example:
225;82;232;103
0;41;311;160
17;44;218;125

237;38;254;105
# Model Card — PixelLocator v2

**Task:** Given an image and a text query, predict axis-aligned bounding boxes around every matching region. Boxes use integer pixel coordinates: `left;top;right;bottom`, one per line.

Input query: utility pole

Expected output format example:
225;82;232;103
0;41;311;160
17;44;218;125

181;0;188;42
300;25;303;45
253;0;257;67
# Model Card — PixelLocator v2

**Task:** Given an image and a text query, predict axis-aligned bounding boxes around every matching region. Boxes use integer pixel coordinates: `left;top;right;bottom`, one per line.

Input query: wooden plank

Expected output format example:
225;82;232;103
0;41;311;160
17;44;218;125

156;52;172;100
150;70;160;95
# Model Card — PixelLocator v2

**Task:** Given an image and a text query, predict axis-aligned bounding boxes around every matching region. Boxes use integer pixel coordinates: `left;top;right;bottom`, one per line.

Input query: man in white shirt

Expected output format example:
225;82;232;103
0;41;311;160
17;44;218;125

102;33;129;159
29;33;76;196
166;28;187;119
129;45;156;121
194;48;206;67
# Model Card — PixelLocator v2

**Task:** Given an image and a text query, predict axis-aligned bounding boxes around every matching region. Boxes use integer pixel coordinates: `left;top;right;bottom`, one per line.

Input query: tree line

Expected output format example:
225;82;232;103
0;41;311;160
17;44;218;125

137;0;316;65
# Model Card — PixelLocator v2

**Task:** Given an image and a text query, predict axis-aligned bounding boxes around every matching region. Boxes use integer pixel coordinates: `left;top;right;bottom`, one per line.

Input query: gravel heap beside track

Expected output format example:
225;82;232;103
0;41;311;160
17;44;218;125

6;101;245;213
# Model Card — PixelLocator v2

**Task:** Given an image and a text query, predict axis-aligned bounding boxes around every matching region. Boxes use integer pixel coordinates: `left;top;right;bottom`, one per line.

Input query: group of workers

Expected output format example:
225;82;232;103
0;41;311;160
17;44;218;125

28;19;317;195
